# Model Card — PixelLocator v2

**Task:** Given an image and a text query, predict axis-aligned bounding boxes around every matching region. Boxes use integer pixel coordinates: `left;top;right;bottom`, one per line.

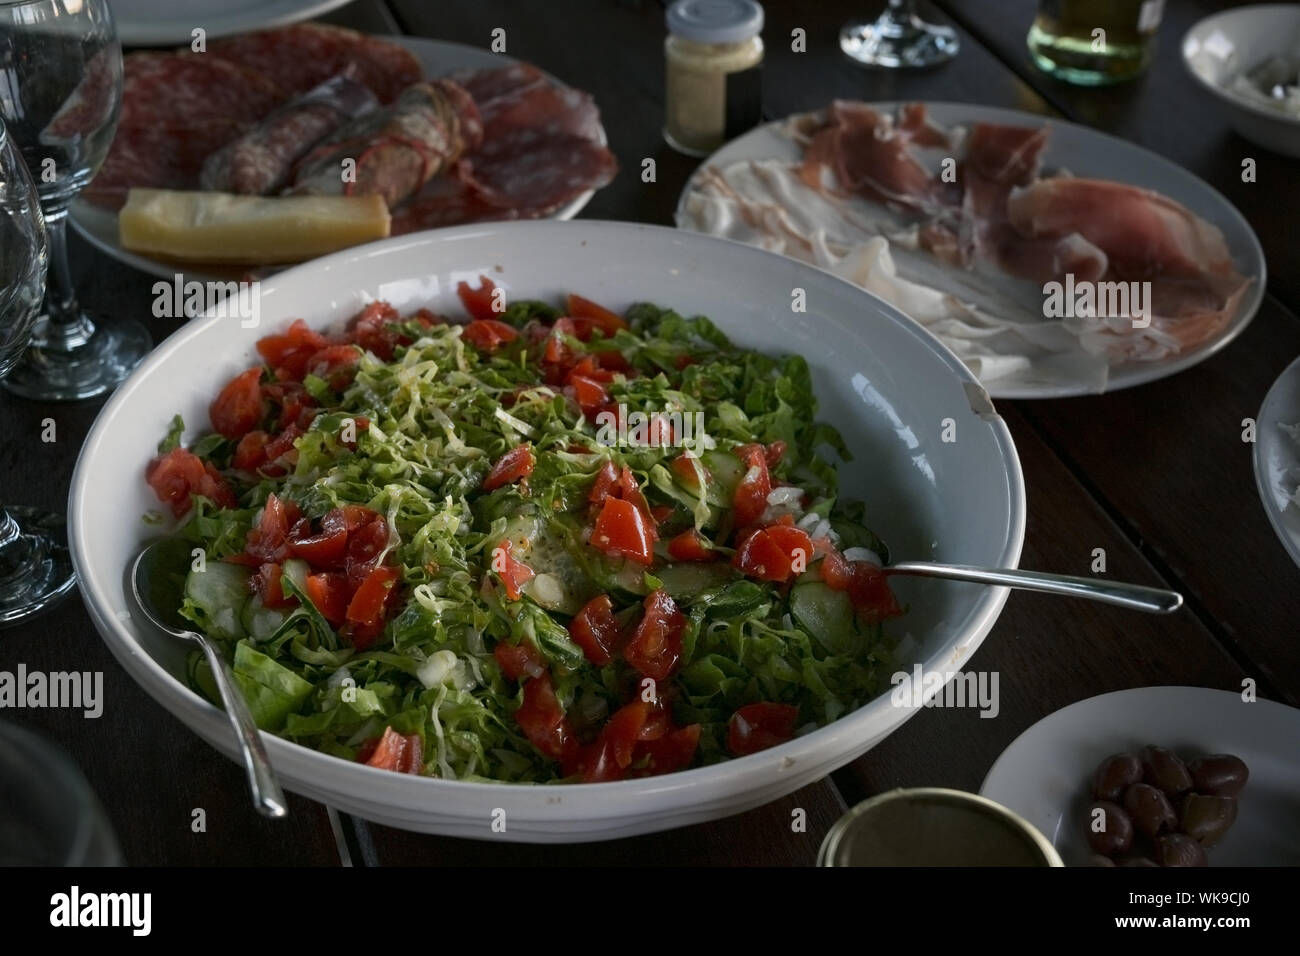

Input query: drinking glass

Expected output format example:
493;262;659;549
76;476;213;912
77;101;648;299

0;0;148;400
0;115;74;624
841;0;960;69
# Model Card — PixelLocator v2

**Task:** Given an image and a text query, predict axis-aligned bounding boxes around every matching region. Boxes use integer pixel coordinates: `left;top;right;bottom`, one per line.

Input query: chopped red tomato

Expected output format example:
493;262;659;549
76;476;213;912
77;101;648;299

457;275;500;321
667;529;717;562
542;316;578;370
568;594;620;667
494;640;546;682
588;460;619;504
734;524;813;583
233;430;270;471
343;512;389;589
305;571;348;626
256;319;328;381
252;562;295;609
568;374;608;419
493;540;535;601
244;494;301;562
347;302;402;360
731;444;772;529
819;548;902;624
360;727;423;774
765;440;787;467
623;589;686;681
513;673;575;762
146;448;233;517
305;344;361;391
727;702;799;756
209;367;265;440
632;723;701;777
462;318;518;351
591;497;655;565
346;565;400;627
483;444;535;492
566;293;627;340
260;424;303;476
593;349;631;373
612;465;652;516
286;519;348;567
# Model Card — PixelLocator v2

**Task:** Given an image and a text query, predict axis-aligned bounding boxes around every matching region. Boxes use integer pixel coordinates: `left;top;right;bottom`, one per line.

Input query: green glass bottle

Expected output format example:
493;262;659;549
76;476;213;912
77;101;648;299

1028;0;1164;85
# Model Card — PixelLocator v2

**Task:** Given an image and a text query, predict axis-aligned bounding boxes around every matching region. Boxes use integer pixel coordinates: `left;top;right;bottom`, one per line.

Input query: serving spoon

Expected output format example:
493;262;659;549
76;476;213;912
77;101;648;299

131;537;287;818
883;562;1182;614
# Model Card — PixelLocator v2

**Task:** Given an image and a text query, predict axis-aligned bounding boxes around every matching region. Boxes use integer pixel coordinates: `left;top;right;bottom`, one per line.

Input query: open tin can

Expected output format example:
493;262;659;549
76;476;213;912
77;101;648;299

819;787;1064;867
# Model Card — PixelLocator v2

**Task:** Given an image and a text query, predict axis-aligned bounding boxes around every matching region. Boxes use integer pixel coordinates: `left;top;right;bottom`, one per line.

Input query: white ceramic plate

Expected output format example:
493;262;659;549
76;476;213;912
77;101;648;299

1254;355;1300;571
675;104;1266;400
981;686;1300;866
70;220;1025;841
69;37;603;281
109;0;355;47
1183;4;1300;159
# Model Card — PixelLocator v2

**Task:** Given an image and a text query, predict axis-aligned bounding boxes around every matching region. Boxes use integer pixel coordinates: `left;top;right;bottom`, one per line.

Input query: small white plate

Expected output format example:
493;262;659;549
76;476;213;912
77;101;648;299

109;0;355;48
981;686;1300;866
1254;354;1300;571
675;104;1266;400
70;37;603;281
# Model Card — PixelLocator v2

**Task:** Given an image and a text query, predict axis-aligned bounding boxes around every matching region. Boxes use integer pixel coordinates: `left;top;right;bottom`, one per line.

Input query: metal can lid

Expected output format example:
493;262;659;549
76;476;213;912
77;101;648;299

667;0;764;45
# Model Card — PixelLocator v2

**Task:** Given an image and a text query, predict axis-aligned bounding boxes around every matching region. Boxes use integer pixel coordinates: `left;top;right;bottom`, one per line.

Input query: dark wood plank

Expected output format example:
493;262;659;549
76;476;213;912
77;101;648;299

359;783;845;866
937;0;1300;318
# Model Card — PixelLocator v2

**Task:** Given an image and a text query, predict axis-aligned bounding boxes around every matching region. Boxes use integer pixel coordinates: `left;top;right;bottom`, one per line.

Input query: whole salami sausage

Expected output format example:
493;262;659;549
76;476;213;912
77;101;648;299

200;75;379;195
290;79;482;208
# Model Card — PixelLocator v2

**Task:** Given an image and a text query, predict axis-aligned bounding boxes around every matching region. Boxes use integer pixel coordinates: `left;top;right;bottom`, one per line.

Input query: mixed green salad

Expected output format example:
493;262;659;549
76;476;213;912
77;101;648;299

144;278;902;783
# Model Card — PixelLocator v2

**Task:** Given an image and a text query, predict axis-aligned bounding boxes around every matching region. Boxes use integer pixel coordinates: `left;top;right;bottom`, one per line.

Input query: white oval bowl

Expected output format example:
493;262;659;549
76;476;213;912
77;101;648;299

1183;4;1300;159
70;220;1025;841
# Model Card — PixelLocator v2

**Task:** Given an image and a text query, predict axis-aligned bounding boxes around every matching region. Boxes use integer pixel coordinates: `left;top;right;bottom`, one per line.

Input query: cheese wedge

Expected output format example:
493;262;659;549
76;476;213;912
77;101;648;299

119;189;391;265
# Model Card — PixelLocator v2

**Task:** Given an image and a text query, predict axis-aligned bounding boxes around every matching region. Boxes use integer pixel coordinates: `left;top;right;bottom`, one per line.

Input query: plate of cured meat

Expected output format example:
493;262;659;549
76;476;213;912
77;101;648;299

676;102;1265;398
72;23;617;278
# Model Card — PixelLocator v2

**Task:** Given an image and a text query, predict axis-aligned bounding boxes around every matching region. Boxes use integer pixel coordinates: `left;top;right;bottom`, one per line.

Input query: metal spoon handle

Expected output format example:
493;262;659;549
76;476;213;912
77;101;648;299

884;562;1183;614
197;636;288;818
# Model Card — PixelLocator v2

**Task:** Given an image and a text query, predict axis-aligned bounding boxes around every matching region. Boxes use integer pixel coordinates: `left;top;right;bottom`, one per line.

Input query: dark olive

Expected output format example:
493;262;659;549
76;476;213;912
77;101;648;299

1188;754;1249;798
1119;855;1160;867
1141;745;1193;798
1180;793;1238;846
1088;854;1117;867
1093;752;1143;801
1124;783;1178;838
1158;832;1208;867
1085;800;1134;856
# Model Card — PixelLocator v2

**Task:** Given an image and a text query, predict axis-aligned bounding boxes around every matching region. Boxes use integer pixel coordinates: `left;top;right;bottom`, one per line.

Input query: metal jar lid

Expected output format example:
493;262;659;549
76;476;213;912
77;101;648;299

818;787;1064;867
666;0;764;45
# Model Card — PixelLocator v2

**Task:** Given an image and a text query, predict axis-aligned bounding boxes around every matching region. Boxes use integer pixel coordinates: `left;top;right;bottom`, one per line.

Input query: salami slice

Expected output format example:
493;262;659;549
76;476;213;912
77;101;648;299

473;84;603;158
118;52;284;129
450;62;546;109
83;119;245;208
208;23;421;103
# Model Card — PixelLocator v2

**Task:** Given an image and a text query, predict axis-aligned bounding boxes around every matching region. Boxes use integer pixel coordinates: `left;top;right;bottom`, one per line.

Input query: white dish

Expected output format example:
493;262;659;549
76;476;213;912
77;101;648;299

1254;354;1300;571
70;37;602;282
981;686;1300;866
109;0;355;47
70;220;1025;841
675;104;1266;400
1183;4;1300;159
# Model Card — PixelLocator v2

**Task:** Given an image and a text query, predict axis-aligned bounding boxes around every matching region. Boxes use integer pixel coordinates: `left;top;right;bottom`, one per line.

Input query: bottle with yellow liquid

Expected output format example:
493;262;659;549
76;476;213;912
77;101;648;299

1027;0;1164;85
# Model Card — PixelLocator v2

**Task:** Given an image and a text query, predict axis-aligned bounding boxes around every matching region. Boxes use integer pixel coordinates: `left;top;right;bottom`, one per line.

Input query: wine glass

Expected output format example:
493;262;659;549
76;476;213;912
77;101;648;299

0;0;148;401
0;114;75;624
841;1;960;69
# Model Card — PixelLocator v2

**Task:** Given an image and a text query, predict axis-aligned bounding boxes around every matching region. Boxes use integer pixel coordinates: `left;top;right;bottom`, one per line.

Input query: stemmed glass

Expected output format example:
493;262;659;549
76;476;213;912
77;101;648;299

0;114;74;624
841;1;960;69
0;0;148;400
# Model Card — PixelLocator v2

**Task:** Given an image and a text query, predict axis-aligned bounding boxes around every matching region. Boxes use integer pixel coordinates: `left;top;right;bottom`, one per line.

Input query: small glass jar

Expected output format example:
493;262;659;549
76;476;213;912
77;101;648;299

664;0;765;156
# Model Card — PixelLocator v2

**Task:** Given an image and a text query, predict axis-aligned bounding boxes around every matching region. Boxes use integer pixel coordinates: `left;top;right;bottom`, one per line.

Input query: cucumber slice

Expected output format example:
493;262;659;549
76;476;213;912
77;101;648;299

183;560;251;641
241;594;289;642
495;514;595;614
790;581;860;656
656;562;735;601
701;449;743;503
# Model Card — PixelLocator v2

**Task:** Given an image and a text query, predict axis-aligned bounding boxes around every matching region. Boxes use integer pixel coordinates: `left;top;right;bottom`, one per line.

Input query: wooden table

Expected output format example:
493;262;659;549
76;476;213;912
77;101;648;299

1;0;1295;866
